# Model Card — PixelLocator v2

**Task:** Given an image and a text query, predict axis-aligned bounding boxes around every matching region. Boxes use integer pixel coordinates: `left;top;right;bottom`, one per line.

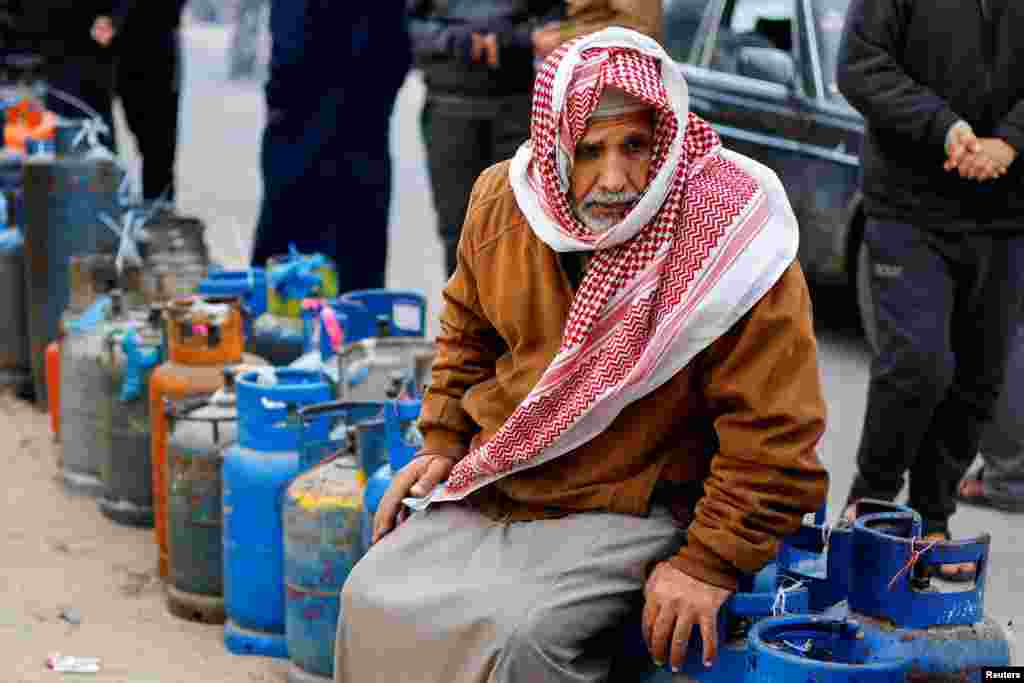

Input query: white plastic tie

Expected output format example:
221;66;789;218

772;579;805;616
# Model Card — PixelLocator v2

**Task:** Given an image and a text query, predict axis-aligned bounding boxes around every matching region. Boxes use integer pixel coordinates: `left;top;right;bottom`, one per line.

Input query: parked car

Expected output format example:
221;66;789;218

664;0;877;346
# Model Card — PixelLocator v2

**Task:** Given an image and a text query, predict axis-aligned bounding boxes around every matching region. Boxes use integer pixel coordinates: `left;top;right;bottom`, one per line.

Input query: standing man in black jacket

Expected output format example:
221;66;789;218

838;0;1024;580
408;0;564;277
103;0;188;203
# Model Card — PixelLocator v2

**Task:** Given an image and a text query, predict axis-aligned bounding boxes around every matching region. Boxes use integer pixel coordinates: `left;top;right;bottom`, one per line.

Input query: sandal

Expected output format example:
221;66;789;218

922;530;977;583
955;467;1024;513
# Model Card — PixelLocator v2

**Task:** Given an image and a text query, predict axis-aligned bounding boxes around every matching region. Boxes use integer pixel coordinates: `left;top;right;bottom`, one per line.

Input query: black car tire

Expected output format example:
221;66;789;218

856;239;879;354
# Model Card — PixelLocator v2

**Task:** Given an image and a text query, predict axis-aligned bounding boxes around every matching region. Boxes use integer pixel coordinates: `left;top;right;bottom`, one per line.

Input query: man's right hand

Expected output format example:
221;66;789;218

944;121;981;172
371;448;464;545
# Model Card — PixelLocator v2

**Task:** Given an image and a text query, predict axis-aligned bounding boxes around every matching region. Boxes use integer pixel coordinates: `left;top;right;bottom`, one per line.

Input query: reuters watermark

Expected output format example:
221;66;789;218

984;668;1024;680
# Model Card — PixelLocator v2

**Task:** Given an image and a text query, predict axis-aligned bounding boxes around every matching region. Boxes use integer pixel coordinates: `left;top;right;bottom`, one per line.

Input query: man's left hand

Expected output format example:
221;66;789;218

642;561;733;671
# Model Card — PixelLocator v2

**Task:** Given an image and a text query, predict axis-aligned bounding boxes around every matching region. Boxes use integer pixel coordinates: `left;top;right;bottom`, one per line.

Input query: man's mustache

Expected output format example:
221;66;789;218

581;190;641;210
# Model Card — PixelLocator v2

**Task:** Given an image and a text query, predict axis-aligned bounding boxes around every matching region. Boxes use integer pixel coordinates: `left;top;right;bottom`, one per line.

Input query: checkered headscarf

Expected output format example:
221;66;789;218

413;28;799;504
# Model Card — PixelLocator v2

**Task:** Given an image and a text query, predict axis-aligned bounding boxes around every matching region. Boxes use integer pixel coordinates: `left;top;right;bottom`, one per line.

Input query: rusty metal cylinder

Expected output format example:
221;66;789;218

165;375;239;624
149;296;265;579
96;305;163;527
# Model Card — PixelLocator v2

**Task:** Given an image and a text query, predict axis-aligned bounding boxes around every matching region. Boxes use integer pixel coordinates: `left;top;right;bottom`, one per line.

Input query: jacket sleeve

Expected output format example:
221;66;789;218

406;0;456;61
556;0;663;44
668;263;829;592
418;183;507;454
994;100;1024;156
836;0;961;151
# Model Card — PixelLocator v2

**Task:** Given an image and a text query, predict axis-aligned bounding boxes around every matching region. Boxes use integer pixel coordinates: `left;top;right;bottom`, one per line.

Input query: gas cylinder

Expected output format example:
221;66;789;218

198;268;266;343
283;455;364;683
149;295;265;578
59;294;116;496
222;368;332;658
353;419;387;486
96;302;163;526
746;616;910;682
613;566;810;682
814;511;1016;680
51;255;117;446
0;225;29;384
295;400;385;473
164;369;240;624
252;250;338;366
334;289;428;343
45;340;60;440
338;338;436;402
383;398;423;473
777;499;917;612
359;464;392;559
138;210;210;305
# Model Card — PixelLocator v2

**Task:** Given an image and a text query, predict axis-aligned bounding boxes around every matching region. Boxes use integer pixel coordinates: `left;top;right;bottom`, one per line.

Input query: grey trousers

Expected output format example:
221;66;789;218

335;502;684;683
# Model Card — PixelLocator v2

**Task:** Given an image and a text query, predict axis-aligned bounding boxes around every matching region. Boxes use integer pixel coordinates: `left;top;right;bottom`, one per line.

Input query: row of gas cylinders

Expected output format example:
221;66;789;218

46;264;1018;682
46;250;435;682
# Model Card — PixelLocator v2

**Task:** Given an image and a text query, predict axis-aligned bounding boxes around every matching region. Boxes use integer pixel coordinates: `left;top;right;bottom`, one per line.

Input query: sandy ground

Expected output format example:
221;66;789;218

0;388;289;682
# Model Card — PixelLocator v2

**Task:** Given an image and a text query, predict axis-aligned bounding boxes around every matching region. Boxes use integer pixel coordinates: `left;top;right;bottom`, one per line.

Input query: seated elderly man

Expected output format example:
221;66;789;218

335;27;829;683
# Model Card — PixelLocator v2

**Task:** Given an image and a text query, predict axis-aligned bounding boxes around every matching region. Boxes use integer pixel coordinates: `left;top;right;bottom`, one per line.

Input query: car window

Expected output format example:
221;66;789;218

708;0;797;79
662;0;714;63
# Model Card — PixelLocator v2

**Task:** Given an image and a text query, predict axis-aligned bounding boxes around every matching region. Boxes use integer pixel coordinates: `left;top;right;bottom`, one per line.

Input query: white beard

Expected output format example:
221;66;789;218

572;189;641;234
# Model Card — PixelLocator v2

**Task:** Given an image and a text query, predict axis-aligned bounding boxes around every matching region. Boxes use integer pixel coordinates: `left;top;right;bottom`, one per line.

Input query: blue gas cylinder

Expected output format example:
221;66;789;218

617;565;810;682
283;455;363;683
337;289;427;342
815;511;1015;680
777;499;917;612
360;464;392;558
222;368;332;658
295;400;386;475
384;399;423;472
198;268;267;342
747;616;910;682
353;418;387;483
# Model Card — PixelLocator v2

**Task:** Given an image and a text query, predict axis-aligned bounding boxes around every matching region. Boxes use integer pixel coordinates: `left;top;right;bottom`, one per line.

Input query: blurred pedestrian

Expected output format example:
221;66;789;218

408;0;563;277
837;0;1024;581
107;0;188;203
37;1;118;149
956;321;1024;514
530;0;662;62
250;2;411;295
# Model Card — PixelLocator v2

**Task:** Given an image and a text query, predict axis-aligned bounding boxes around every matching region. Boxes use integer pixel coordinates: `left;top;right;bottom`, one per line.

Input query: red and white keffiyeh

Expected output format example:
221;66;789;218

409;28;799;509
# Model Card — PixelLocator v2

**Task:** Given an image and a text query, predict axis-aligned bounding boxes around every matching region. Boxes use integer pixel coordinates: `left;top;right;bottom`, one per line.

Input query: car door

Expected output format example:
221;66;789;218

678;0;829;269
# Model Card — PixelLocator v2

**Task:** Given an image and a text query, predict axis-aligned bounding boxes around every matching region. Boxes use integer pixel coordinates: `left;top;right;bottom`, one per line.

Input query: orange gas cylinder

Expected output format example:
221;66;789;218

149;296;266;579
4;98;57;153
45;340;60;441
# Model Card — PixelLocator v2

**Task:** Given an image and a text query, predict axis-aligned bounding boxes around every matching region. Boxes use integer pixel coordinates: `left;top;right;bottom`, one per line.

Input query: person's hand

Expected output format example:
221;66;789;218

371;448;463;544
642;561;733;671
479;32;499;68
970;137;1018;178
91;15;115;47
532;22;564;59
944;122;981;172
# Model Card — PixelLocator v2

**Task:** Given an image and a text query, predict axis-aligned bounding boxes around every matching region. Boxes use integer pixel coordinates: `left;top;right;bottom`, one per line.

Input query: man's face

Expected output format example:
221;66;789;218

570;110;655;233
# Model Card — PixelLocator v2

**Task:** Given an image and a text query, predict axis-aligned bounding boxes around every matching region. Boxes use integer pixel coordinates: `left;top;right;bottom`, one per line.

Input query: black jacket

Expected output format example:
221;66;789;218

3;0;114;59
408;0;563;99
837;0;1024;230
111;0;187;47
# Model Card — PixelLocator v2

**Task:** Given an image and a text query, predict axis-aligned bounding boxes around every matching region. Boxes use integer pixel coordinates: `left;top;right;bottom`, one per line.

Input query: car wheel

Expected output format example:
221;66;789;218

856;239;879;354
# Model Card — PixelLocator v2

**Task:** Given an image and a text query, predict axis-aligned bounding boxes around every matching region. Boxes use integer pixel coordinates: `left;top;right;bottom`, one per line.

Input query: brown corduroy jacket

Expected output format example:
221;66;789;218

418;160;829;591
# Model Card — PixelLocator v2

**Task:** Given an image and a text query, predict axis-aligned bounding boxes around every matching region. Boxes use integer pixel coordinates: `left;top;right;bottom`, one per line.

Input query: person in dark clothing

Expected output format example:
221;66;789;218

104;0;187;203
837;0;1024;580
28;1;118;149
249;2;411;296
408;0;564;277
